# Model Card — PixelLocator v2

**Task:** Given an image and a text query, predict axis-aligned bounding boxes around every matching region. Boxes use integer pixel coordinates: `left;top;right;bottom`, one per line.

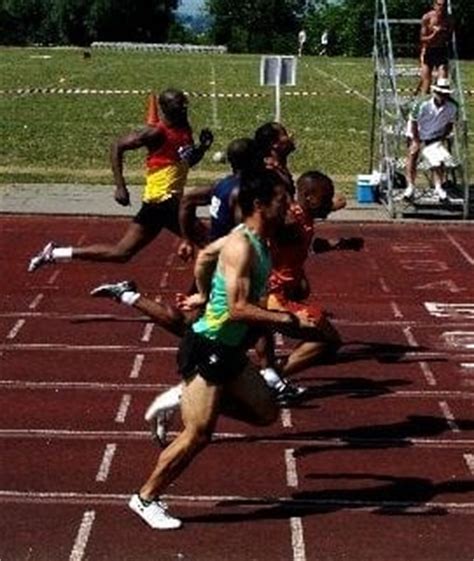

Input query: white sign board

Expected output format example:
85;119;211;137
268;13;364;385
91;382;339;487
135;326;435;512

260;56;297;86
260;56;297;121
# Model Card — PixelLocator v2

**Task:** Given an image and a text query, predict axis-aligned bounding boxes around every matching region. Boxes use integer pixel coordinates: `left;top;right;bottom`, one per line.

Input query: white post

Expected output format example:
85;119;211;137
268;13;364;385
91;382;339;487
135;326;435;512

275;57;281;121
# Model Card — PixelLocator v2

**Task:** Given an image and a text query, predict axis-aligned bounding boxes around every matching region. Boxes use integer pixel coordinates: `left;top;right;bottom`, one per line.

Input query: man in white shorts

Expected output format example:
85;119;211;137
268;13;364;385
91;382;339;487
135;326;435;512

403;77;457;202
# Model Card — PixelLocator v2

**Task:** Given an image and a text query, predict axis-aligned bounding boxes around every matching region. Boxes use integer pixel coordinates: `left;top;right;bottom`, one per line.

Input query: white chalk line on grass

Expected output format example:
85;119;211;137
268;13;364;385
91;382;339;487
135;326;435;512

312;67;372;104
69;510;95;561
2;490;474;513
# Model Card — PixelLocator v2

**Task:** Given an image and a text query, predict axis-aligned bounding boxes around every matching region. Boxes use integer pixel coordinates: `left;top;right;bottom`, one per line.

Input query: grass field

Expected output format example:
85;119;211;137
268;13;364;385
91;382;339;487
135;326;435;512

1;46;473;194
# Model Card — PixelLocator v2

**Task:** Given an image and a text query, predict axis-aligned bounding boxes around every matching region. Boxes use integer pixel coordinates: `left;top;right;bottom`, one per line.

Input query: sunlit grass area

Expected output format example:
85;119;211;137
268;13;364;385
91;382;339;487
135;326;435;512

1;47;473;193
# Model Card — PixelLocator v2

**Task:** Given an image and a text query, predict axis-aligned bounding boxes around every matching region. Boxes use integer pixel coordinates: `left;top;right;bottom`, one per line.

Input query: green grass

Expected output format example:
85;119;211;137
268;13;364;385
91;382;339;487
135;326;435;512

1;47;473;194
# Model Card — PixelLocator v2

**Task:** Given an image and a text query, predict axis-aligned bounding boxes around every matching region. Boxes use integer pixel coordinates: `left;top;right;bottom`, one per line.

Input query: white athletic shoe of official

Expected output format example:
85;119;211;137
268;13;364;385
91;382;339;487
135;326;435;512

434;186;448;202
28;241;56;272
128;494;182;530
402;185;415;201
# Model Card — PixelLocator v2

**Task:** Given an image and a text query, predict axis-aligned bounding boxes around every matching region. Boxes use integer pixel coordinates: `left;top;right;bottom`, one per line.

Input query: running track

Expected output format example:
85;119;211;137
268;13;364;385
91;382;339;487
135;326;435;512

0;215;474;561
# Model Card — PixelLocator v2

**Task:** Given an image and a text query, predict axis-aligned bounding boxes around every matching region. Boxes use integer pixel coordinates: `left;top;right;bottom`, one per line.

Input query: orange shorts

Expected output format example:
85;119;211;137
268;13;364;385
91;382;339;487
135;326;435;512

267;292;325;326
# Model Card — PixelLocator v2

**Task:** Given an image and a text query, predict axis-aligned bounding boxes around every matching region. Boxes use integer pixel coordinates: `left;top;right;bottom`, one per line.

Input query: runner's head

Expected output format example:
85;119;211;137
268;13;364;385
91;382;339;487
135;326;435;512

238;169;289;227
226;137;262;174
158;88;189;127
296;170;335;219
254;122;295;160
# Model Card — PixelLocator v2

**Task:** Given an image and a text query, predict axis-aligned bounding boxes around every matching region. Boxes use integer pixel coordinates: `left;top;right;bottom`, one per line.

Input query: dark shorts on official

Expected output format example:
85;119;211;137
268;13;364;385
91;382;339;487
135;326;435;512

133;197;180;236
177;329;248;385
422;46;449;69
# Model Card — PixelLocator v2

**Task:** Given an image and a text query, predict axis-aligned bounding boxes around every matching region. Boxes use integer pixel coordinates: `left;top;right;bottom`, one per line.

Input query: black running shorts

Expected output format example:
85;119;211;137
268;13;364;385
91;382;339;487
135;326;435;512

177;329;248;385
133;197;180;236
422;46;449;69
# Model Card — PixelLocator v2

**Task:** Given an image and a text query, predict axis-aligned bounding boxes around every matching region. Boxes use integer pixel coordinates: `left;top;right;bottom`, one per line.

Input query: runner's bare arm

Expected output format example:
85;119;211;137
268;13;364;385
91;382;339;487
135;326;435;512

178;185;214;259
222;235;301;327
110;126;165;206
193;235;229;299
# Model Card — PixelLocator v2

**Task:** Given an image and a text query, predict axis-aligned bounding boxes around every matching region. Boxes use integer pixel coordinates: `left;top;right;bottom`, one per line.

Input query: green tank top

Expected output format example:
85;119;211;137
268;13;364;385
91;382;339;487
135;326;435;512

192;224;271;346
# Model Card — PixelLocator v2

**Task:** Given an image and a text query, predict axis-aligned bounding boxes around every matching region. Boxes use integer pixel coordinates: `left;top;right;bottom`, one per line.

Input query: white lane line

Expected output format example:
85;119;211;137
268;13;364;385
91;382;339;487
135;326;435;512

439;401;460;433
4;429;474;448
285;448;298;488
280;408;293;428
115;394;131;423
6;319;26;340
378;277;391;294
141;323;154;342
463;453;474;475
159;272;169;289
441;227;474;266
313;66;372;103
95;444;117;482
3;490;474;512
69;510;95;561
1;379;473;398
28;293;44;310
419;361;437;386
290;517;307;561
129;353;144;378
47;270;61;285
403;326;419;347
390;301;403;319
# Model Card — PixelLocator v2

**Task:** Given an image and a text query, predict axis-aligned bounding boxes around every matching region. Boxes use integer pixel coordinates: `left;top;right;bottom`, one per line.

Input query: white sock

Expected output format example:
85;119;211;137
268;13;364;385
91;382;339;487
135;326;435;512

51;247;73;261
144;384;182;421
260;367;284;389
121;291;141;306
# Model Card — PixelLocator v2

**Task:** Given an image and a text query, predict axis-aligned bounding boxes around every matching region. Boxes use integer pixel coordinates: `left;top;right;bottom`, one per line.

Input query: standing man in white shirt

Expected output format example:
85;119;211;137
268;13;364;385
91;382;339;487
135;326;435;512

298;29;307;57
403;77;457;202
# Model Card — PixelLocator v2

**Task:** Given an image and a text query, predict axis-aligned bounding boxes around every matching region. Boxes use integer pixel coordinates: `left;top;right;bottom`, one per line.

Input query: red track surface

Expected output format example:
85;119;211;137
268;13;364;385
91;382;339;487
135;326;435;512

1;215;474;561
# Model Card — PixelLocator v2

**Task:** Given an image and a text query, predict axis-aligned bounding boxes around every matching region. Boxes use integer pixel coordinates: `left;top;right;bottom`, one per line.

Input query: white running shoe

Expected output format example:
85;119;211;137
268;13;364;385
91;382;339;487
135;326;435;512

28;241;56;272
90;280;137;301
434;187;448;202
144;385;183;422
128;494;182;530
402;185;415;201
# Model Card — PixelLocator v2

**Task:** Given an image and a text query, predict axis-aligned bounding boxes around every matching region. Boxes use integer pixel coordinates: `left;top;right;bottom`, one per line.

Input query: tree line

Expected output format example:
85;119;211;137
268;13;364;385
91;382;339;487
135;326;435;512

1;0;473;58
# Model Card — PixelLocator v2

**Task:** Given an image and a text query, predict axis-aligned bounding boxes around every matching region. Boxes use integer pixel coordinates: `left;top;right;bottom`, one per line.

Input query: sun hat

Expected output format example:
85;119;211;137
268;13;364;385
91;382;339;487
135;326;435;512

431;77;454;95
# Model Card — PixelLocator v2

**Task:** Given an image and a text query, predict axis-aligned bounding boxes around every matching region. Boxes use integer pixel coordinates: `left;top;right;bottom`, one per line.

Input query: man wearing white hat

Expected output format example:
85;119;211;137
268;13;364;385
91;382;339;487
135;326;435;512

403;77;458;202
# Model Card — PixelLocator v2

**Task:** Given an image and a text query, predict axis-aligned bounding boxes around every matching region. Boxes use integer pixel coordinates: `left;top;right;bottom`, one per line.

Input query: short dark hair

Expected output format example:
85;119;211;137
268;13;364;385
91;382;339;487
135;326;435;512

226;137;261;173
238;169;283;217
297;170;334;199
254;122;283;156
158;88;187;119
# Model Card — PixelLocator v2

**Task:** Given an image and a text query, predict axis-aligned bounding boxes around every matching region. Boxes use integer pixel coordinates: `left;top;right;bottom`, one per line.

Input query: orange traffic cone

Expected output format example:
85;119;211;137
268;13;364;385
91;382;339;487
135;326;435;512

146;92;159;125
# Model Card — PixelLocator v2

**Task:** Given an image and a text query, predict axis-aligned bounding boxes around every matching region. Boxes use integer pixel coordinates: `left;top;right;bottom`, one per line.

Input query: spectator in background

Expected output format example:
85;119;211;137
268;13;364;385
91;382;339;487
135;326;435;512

419;0;453;94
298;29;307;57
319;30;329;56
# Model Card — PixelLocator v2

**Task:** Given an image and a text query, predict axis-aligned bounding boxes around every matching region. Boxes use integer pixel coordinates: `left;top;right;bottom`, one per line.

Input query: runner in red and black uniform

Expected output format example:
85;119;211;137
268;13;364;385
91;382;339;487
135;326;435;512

28;88;213;272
